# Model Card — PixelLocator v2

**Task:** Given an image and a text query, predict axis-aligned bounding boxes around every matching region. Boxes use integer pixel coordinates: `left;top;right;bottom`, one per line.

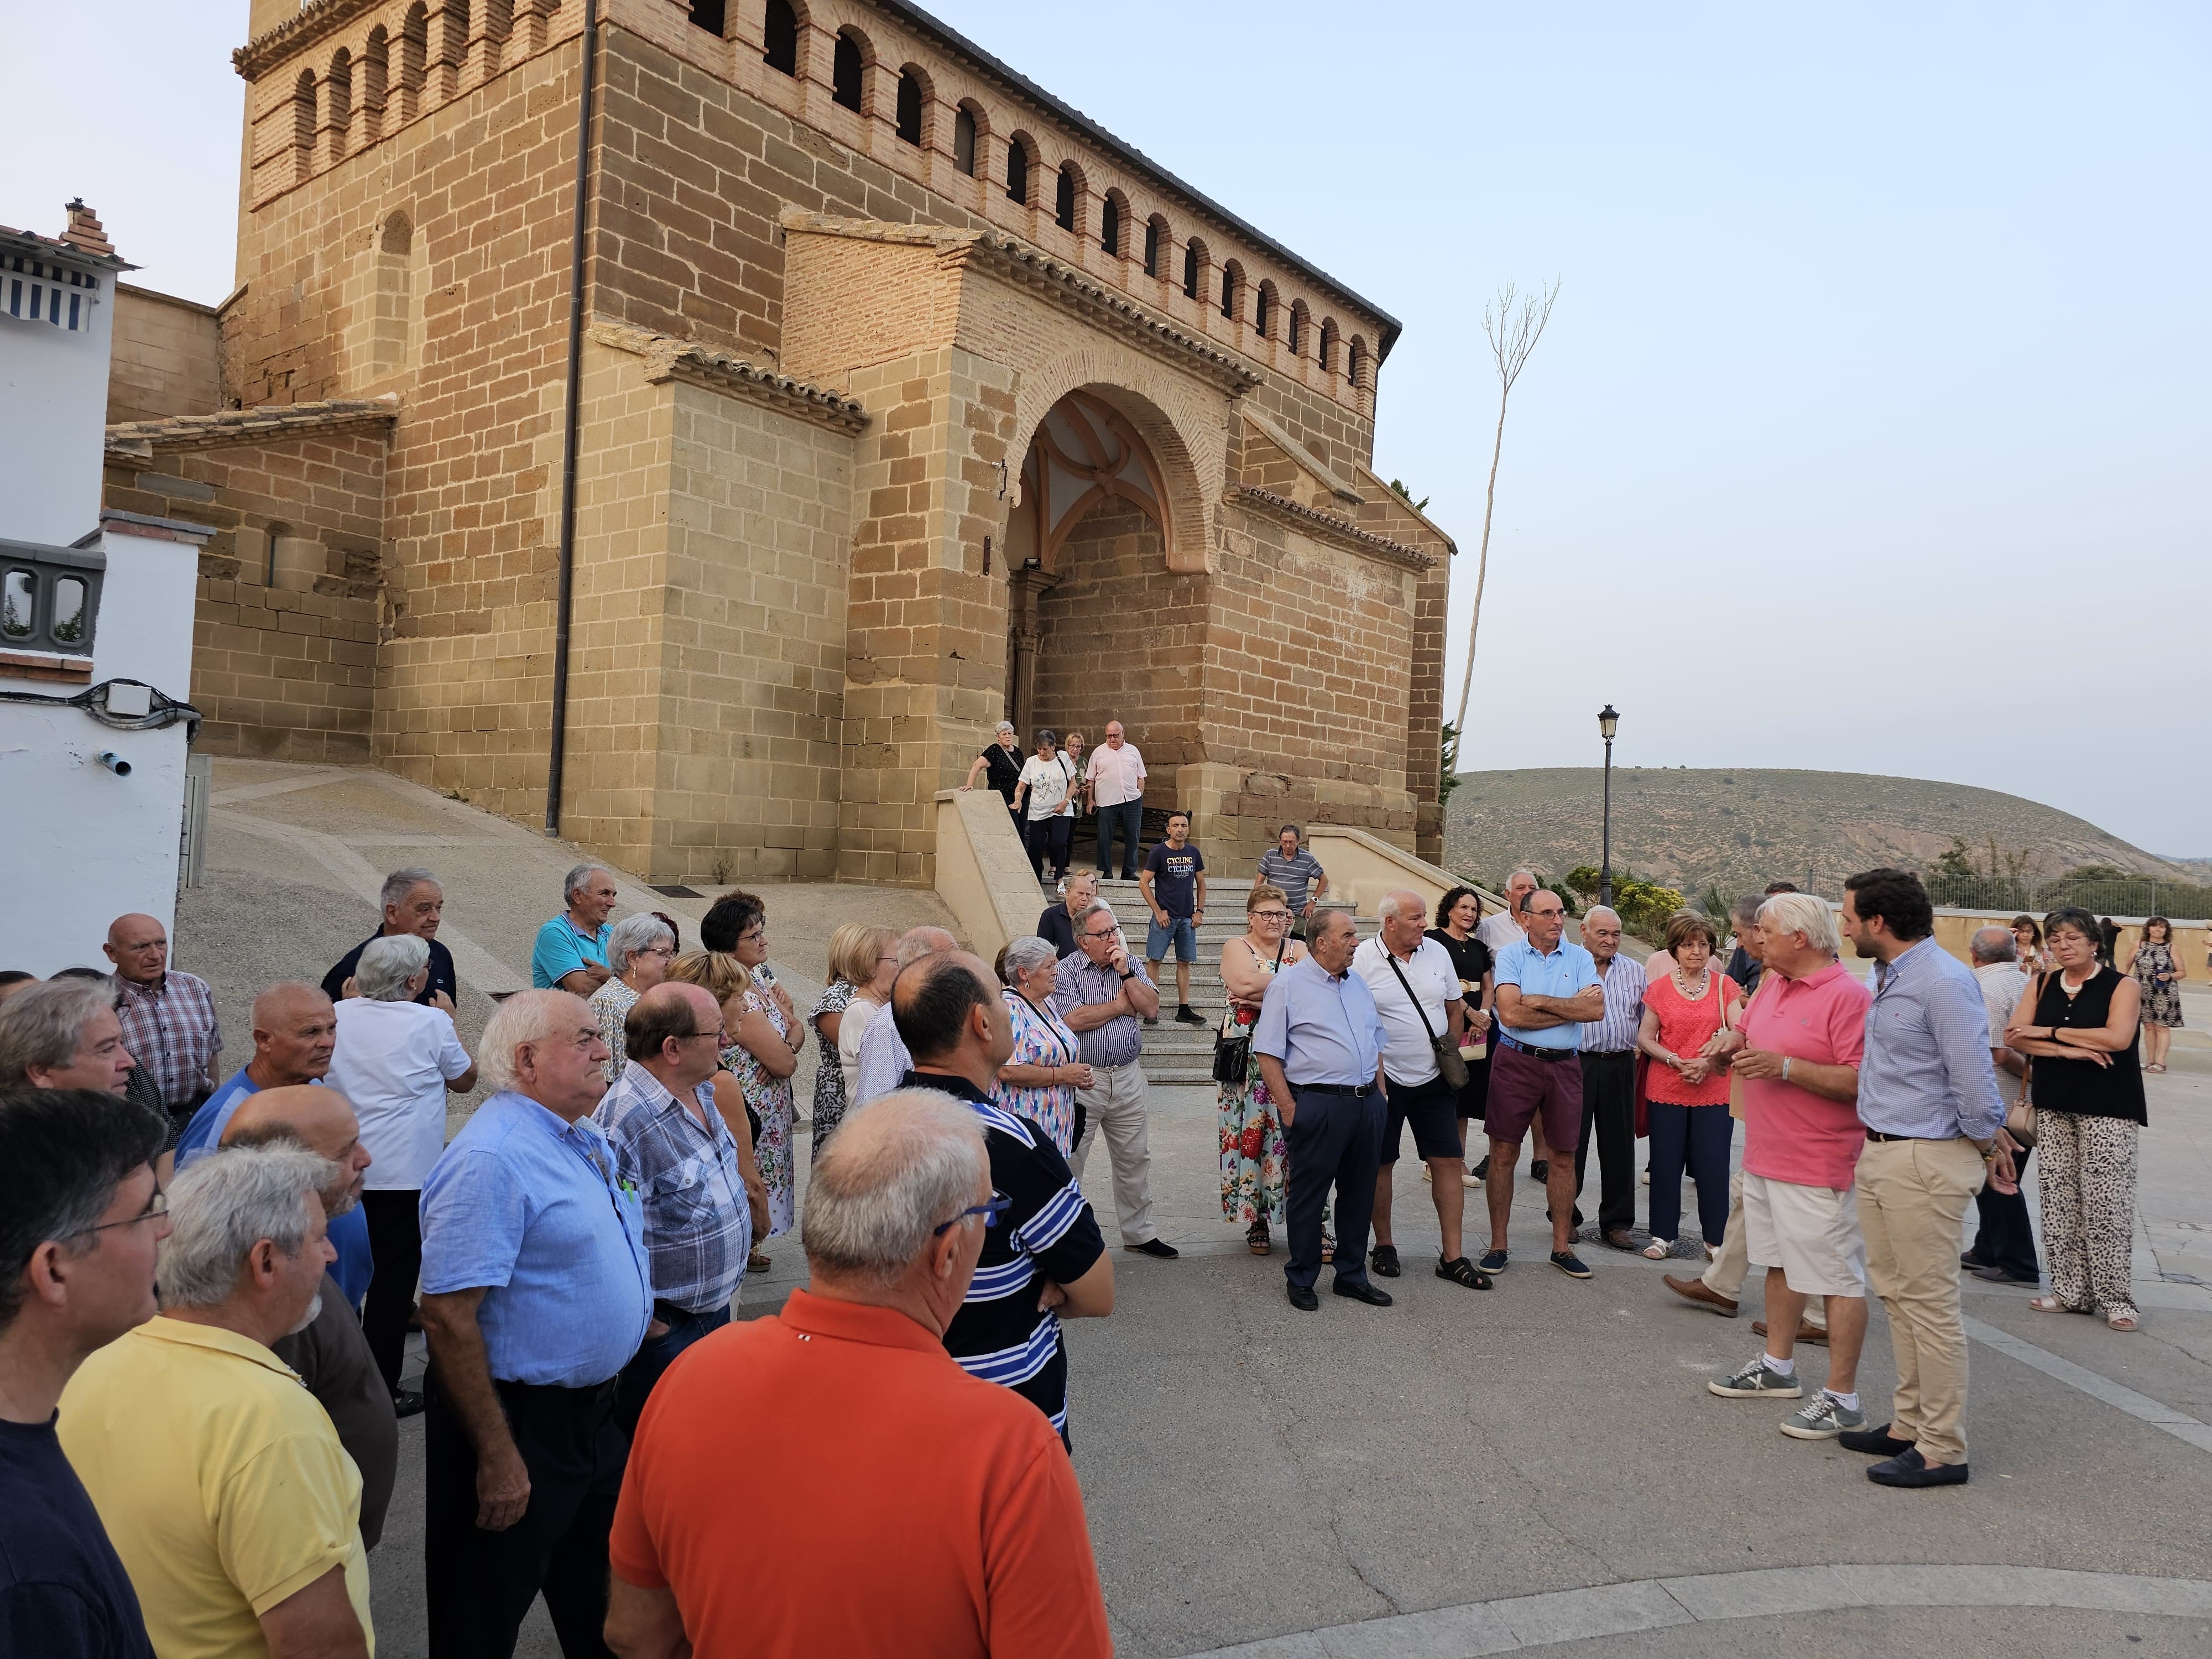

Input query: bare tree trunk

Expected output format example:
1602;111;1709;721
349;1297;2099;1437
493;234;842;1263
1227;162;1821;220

1450;378;1511;749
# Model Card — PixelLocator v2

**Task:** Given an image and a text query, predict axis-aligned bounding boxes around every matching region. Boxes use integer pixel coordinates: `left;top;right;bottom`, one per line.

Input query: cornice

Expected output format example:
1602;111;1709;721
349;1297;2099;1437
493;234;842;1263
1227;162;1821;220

1230;487;1436;572
589;322;870;434
105;395;400;460
234;0;384;81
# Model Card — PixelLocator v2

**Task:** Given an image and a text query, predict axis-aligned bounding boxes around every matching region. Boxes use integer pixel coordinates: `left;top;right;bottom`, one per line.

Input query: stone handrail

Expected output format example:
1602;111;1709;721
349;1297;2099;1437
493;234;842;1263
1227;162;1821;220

932;790;1044;962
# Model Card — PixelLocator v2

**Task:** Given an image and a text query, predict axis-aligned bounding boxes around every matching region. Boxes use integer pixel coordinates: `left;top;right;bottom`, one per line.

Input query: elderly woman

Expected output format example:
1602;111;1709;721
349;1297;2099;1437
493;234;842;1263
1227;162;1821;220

1219;884;1309;1254
2007;906;2147;1331
1013;729;1077;883
959;719;1026;830
591;912;677;1082
666;950;774;1250
810;922;898;1160
1636;911;1743;1260
2130;916;2185;1073
327;932;477;1405
994;935;1091;1155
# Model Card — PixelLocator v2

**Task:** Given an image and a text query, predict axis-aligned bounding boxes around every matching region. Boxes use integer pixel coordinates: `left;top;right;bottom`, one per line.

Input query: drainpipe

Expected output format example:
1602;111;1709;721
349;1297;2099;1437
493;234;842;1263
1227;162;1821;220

544;0;599;837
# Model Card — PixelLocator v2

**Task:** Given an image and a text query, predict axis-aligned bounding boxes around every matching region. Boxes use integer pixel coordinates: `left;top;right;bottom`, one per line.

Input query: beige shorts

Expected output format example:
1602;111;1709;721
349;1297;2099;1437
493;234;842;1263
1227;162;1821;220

1743;1170;1868;1298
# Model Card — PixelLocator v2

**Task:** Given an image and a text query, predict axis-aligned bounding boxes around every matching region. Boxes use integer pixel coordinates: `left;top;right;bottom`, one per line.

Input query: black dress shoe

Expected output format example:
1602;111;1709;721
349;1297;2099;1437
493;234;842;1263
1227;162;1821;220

1127;1237;1180;1259
1867;1447;1969;1488
1175;1004;1205;1026
1287;1284;1320;1311
1971;1263;2042;1285
391;1390;426;1419
1838;1423;1914;1457
1369;1244;1402;1277
1332;1279;1394;1307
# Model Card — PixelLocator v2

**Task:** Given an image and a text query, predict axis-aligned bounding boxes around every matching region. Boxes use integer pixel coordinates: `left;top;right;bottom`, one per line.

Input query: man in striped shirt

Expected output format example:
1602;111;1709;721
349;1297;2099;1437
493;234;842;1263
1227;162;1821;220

1574;906;1645;1252
894;952;1113;1440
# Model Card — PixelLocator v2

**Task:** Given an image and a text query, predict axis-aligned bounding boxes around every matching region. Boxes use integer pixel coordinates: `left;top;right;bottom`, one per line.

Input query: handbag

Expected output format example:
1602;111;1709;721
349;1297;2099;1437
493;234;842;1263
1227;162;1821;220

2004;973;2043;1149
1385;948;1470;1092
1212;936;1285;1085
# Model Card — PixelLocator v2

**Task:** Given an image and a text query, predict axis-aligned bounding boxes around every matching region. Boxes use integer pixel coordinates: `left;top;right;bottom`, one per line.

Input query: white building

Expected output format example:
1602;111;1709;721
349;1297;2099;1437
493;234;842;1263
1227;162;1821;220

1;202;207;974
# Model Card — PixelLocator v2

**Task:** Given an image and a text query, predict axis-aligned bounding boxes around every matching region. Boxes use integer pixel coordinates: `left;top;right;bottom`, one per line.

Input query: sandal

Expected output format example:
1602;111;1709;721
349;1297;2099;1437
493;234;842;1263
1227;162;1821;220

1642;1238;1673;1260
1320;1231;1335;1264
2146;1063;2166;1074
2106;1310;2140;1332
1246;1219;1271;1256
1370;1244;1402;1278
1437;1255;1494;1290
2029;1295;2084;1313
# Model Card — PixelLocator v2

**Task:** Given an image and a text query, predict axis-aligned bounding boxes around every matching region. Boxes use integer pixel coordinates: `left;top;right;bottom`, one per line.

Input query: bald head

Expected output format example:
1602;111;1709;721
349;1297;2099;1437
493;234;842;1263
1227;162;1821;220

895;926;959;970
247;982;338;1087
224;1083;371;1216
102;912;170;986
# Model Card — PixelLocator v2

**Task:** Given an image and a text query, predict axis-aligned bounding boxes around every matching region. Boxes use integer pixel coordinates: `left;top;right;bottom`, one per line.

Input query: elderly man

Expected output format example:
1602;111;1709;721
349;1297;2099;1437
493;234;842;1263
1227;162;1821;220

534;864;620;994
104;912;222;1135
1085;719;1147;880
0;1088;168;1657
1353;890;1481;1286
1478;869;1536;956
1053;900;1176;1258
322;865;460;1008
1575;905;1646;1251
223;1087;399;1545
417;989;650;1656
595;982;754;1437
1486;890;1603;1279
1837;868;2008;1488
61;1144;374;1658
1255;908;1393;1311
1039;869;1100;959
1961;926;2038;1285
606;1091;1113;1658
896;953;1113;1438
1701;894;1874;1441
1253;823;1329;938
0;979;136;1096
853;926;960;1107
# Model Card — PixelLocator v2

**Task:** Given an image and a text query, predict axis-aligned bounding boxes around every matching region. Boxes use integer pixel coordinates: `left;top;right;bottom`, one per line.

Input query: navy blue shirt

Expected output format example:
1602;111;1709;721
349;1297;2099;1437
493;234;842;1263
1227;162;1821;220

321;931;458;1008
1037;904;1079;960
0;1415;153;1658
1144;842;1204;918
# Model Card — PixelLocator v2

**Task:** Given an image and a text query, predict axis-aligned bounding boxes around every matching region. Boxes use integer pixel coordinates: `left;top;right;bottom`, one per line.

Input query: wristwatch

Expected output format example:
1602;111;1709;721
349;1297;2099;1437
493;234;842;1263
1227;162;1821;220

1118;968;1136;980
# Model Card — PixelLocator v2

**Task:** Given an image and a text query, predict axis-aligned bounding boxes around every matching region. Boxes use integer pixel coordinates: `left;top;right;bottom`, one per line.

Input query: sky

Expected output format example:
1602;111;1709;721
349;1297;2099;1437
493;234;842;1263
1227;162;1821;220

12;3;2208;853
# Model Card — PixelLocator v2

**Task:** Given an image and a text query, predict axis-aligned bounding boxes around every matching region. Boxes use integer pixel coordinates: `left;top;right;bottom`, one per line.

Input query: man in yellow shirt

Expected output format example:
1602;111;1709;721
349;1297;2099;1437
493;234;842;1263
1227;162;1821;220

59;1143;374;1658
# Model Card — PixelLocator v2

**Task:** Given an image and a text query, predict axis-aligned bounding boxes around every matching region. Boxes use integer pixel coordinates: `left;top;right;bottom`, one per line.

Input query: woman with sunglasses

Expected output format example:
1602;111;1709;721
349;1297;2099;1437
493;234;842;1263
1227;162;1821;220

1218;884;1308;1254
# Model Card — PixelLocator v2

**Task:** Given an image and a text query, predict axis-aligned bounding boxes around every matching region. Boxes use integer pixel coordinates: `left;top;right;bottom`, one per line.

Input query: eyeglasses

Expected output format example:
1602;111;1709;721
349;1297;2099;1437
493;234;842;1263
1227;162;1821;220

1082;927;1119;940
684;1029;731;1046
1252;910;1290;922
933;1194;1013;1235
737;927;765;945
67;1188;169;1239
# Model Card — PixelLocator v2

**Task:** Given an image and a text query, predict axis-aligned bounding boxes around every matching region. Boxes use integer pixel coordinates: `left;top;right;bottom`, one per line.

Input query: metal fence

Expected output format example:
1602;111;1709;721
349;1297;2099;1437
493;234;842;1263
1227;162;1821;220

1802;870;2211;922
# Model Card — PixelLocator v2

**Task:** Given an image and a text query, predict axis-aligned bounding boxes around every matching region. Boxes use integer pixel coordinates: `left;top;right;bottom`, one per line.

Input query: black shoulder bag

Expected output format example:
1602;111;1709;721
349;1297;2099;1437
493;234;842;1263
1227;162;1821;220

1385;948;1471;1091
1212;936;1285;1085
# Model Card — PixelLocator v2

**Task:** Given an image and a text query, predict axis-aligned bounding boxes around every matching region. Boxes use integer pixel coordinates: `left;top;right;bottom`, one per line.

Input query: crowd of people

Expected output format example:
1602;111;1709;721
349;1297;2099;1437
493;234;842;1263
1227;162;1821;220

0;809;2178;1653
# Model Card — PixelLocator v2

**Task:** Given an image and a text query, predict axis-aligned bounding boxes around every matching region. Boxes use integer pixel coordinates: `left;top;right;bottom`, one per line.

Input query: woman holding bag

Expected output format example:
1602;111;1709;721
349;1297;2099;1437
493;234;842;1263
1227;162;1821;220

1218;884;1305;1254
1636;912;1743;1259
1427;886;1496;1187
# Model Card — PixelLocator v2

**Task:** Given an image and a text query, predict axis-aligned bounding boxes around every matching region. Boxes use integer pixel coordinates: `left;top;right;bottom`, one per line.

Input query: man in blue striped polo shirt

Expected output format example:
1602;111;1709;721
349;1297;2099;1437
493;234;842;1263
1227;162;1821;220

894;952;1113;1442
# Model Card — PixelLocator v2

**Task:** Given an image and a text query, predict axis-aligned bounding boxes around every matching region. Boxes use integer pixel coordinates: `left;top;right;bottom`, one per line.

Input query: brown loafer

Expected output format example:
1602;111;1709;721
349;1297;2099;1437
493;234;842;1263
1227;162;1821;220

1602;1228;1639;1253
1751;1318;1828;1346
1662;1273;1738;1316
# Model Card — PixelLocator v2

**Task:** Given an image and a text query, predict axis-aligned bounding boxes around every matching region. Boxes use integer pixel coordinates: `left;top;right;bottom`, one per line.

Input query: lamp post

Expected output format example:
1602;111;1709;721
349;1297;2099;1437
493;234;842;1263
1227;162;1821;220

1597;705;1619;907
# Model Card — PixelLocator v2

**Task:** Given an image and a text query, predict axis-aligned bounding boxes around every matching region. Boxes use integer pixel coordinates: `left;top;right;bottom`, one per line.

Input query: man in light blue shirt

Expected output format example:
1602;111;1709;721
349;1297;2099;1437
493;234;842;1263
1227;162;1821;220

1253;910;1391;1312
531;864;619;993
417;989;651;1656
1489;891;1603;1280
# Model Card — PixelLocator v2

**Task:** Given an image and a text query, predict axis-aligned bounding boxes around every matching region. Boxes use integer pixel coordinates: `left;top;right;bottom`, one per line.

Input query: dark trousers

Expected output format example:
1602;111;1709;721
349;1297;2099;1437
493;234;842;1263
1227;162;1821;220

614;1302;729;1439
1024;815;1072;880
1575;1052;1638;1235
1968;1146;2038;1279
359;1188;421;1397
1095;799;1142;878
1283;1085;1384;1290
425;1370;626;1659
1646;1100;1734;1248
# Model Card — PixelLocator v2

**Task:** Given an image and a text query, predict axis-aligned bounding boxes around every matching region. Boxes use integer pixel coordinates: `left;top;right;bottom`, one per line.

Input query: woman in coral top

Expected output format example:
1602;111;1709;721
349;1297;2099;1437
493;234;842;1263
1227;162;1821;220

1637;911;1743;1259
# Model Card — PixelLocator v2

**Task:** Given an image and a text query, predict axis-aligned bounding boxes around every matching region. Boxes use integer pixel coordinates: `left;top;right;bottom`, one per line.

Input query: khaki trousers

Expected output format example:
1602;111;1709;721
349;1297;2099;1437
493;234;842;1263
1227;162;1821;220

1074;1060;1157;1245
1704;1168;1826;1329
1855;1136;1985;1467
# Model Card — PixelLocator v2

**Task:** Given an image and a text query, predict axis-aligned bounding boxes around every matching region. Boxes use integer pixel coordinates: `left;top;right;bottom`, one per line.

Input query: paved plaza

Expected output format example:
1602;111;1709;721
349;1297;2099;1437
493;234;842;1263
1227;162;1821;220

175;763;2212;1658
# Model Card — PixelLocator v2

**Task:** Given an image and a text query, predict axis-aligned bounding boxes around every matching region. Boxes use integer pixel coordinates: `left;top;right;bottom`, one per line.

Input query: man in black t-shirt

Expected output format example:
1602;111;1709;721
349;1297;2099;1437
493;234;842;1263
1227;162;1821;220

891;952;1112;1439
0;1088;167;1658
1139;813;1207;1026
320;865;459;1009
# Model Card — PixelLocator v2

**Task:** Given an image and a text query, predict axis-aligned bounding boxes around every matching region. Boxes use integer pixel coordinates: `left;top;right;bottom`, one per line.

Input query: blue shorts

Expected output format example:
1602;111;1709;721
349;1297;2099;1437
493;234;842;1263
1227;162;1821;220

1146;915;1197;963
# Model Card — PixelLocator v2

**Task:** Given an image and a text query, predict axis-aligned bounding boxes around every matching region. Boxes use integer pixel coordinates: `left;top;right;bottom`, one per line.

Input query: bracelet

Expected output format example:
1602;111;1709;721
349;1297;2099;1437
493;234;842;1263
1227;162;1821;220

1782;1056;1793;1083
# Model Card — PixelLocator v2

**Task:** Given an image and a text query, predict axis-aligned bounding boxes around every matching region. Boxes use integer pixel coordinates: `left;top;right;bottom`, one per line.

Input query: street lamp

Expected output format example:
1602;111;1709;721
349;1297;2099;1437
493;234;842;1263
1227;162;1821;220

1597;705;1620;907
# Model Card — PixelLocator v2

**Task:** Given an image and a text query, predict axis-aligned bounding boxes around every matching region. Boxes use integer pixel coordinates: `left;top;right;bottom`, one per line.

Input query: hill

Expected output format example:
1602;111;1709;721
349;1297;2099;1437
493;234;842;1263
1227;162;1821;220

1443;767;2197;898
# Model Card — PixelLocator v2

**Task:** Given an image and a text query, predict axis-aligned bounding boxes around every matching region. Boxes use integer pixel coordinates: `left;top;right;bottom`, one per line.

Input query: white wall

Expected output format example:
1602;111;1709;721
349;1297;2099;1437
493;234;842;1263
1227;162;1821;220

0;258;114;545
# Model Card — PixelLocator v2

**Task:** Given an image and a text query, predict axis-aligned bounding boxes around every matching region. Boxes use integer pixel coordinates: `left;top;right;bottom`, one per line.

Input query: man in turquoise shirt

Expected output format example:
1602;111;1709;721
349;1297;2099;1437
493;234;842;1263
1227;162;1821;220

533;864;619;992
1488;891;1603;1280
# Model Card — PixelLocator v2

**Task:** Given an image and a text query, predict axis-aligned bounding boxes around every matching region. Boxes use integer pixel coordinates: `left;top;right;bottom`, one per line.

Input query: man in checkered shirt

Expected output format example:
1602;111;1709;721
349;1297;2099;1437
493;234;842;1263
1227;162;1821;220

104;912;222;1139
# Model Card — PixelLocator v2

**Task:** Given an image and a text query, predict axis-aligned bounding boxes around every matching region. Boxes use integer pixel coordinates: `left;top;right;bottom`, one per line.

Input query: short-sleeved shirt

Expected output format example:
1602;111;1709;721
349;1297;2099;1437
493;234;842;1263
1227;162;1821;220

327;997;473;1190
1738;963;1872;1190
593;1061;752;1317
1050;954;1144;1069
1350;936;1458;1085
852;1012;914;1108
321;931;458;1008
0;1415;152;1659
111;971;221;1111
1083;742;1146;807
1253;953;1387;1088
1144;842;1204;917
1975;961;2026;1050
978;742;1024;806
1642;973;1742;1105
1493;936;1600;1052
1017;754;1072;821
1037;902;1081;960
1254;847;1325;911
58;1319;372;1659
418;1090;653;1387
899;1072;1107;1433
1476;911;1526;957
531;914;611;990
609;1290;1112;1659
269;1271;399;1552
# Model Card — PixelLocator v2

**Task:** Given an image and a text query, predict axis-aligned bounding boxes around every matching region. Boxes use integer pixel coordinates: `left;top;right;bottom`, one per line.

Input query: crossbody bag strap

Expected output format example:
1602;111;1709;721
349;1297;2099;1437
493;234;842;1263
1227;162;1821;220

1015;991;1074;1068
1384;950;1442;1045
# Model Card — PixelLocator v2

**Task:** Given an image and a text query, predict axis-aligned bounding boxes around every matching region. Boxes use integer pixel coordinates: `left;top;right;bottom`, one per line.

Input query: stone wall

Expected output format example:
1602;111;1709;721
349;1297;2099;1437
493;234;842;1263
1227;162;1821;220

108;285;225;424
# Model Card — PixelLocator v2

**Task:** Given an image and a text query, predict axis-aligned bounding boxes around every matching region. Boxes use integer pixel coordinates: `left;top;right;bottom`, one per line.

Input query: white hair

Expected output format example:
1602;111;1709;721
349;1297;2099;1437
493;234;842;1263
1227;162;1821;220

1510;868;1537;885
156;1145;335;1308
895;927;959;969
356;933;431;1001
1759;893;1840;956
993;720;1016;735
477;989;587;1095
1582;905;1623;930
801;1091;989;1286
1376;890;1428;923
1971;926;2018;964
562;864;609;904
1000;935;1059;982
0;979;114;1085
607;912;675;975
1073;900;1118;933
379;866;439;910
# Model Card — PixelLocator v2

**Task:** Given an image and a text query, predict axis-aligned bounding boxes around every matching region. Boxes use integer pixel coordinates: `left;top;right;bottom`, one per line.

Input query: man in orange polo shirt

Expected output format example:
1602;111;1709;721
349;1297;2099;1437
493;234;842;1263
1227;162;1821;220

606;1089;1112;1659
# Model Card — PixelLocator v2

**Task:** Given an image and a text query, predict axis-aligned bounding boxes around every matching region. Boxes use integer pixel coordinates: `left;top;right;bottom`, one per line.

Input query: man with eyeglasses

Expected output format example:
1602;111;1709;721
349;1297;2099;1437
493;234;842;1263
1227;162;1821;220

607;1091;1113;1658
418;989;651;1657
0;1087;169;1659
1053;901;1178;1259
595;983;761;1437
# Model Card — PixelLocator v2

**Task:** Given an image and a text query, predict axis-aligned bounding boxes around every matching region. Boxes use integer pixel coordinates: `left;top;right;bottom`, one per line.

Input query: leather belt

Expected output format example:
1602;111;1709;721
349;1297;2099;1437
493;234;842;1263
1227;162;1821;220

1289;1082;1373;1096
1583;1048;1635;1057
1864;1129;1952;1144
1496;1035;1573;1062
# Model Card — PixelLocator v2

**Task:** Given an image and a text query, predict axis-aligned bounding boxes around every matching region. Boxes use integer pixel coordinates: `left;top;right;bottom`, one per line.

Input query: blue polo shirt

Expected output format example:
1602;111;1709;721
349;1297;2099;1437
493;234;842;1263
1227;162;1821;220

531;915;611;990
1252;954;1387;1088
1493;936;1599;1052
418;1091;653;1388
173;1068;374;1311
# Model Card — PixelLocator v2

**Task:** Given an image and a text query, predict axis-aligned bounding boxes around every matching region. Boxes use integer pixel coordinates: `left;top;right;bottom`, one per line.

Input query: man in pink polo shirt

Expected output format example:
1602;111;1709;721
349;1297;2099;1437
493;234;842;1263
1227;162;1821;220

1702;893;1873;1441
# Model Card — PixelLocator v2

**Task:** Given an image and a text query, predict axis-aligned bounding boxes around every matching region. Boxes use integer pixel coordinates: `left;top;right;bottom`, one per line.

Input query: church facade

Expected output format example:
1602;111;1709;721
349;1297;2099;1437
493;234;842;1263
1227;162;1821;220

108;0;1454;885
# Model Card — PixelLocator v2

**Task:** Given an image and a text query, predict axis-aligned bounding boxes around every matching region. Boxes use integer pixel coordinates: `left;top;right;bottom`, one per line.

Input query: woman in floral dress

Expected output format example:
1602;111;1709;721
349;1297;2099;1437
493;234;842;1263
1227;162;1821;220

2131;916;2187;1073
1218;884;1307;1253
994;936;1090;1155
706;891;806;1246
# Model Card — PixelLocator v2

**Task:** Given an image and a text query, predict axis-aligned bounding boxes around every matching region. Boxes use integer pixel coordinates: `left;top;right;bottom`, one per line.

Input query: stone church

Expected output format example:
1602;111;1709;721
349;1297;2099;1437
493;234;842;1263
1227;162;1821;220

103;0;1456;886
